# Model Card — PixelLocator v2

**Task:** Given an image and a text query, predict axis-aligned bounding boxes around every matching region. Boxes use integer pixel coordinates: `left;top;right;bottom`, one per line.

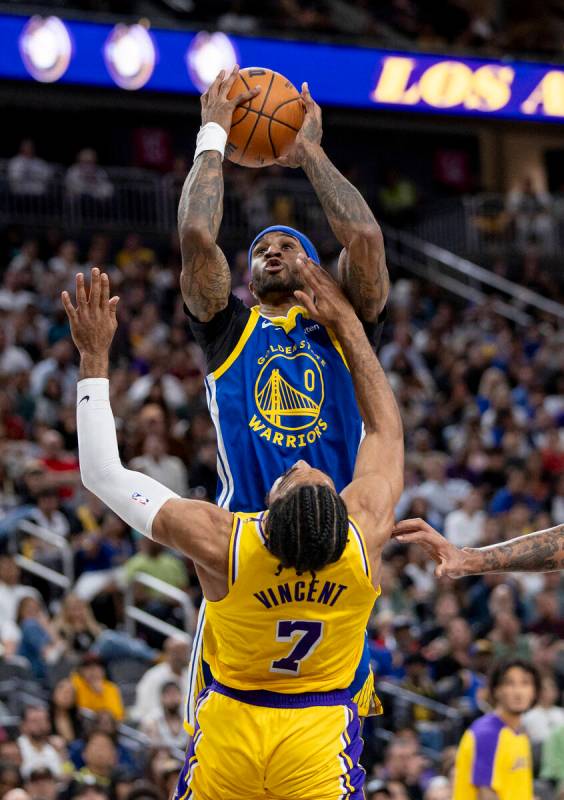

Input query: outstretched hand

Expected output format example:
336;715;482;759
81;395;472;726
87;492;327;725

294;255;356;332
61;268;119;360
276;82;322;168
391;518;467;579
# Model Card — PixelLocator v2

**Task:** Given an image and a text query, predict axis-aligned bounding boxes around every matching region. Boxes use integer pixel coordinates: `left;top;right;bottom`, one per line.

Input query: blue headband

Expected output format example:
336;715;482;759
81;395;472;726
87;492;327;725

248;225;320;269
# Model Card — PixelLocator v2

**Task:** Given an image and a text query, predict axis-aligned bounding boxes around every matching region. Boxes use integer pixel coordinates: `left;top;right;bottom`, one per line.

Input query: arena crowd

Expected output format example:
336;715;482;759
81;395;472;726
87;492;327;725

0;208;562;800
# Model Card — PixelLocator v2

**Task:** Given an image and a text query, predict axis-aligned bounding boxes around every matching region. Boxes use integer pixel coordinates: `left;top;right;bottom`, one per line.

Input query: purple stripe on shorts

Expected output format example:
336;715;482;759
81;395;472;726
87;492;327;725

211;679;352;708
341;704;366;795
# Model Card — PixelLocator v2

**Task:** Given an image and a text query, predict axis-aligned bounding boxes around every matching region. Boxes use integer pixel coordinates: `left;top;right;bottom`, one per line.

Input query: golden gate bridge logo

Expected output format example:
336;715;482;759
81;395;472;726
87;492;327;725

254;353;324;431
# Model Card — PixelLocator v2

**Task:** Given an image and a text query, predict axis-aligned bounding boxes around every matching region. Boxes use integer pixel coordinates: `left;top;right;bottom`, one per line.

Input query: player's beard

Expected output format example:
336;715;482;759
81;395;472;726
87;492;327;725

252;267;304;300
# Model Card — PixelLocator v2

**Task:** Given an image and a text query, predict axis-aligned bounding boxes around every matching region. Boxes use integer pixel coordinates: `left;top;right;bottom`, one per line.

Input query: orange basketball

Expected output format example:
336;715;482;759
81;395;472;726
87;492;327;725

226;67;304;168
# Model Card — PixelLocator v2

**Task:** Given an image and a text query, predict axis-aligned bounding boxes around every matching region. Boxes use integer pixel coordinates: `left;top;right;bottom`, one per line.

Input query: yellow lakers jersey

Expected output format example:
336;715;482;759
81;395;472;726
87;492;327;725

453;714;533;800
205;511;379;693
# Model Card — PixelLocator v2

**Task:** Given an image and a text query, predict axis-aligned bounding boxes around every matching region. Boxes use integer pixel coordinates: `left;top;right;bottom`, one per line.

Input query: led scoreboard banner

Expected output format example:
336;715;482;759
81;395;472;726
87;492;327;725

1;12;564;123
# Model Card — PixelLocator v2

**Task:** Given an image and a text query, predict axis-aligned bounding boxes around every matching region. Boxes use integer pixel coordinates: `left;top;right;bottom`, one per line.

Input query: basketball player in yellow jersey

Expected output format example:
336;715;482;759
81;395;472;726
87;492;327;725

63;263;404;800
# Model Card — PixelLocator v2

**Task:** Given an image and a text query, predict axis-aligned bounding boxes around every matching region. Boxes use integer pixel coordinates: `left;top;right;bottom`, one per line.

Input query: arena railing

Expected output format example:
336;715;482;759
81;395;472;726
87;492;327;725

411;193;564;261
2;160;562;324
124;571;195;643
383;225;564;326
375;679;465;751
9;519;74;591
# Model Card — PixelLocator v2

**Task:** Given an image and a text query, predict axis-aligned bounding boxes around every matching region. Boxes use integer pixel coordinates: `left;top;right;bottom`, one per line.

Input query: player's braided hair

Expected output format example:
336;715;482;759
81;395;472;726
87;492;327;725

266;484;349;574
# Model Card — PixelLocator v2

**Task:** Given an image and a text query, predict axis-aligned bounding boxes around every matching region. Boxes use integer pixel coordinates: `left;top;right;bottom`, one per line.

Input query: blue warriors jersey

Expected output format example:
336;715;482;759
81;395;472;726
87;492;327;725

189;293;384;511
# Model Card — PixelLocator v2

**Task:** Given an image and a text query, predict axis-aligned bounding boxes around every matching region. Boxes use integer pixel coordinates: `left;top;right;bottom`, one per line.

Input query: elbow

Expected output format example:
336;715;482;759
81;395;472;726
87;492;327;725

180;223;215;253
348;222;384;252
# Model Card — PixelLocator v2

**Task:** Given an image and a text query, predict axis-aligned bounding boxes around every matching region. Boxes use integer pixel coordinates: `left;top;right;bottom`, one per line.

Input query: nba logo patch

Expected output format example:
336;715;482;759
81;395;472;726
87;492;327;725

131;491;149;505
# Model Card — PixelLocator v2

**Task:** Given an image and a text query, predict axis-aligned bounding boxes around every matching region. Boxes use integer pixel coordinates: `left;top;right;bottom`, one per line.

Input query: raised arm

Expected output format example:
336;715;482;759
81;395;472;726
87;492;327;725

279;84;389;322
62;269;232;597
179;68;259;321
393;518;564;577
294;257;403;505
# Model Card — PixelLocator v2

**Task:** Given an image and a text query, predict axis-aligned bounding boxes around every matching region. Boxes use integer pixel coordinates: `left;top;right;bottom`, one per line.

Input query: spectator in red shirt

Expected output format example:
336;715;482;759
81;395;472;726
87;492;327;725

38;429;79;500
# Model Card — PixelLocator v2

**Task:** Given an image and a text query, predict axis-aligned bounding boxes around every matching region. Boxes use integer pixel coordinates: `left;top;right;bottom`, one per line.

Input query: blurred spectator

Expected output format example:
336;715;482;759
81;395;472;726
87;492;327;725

0;764;23;798
0;555;40;622
65;150;113;201
28;487;71;538
131;637;189;722
523;675;564;746
0;323;33;375
48;241;81;279
129;435;188;497
30;339;78;402
37;429;80;500
16;597;65;681
541;724;564;794
527;590;564;638
506;177;554;250
378;168;419;226
70;655;124;721
116;234;156;270
49;678;84;744
8;140;52;196
443;489;485;547
53;595;102;655
68;729;117;790
140;681;187;750
17;706;63;778
24;767;58;800
122;540;188;613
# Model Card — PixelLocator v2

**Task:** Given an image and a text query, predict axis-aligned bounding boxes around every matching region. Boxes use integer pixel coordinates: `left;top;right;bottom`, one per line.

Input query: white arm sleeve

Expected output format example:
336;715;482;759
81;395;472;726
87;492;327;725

76;378;179;539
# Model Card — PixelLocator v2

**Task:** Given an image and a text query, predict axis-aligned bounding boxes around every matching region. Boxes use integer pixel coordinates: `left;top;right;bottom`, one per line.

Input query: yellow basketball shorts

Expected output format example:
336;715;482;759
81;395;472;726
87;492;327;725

174;681;367;800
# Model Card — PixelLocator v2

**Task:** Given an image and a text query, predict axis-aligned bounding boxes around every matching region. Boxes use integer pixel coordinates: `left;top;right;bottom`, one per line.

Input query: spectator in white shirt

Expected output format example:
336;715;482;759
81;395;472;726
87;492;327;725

8;140;52;196
140;681;188;750
396;454;471;527
443;489;486;548
65;149;113;201
523;676;564;745
29;488;70;539
48;240;81;279
130;637;190;722
0;324;33;375
129;435;188;497
0;555;40;622
17;706;63;778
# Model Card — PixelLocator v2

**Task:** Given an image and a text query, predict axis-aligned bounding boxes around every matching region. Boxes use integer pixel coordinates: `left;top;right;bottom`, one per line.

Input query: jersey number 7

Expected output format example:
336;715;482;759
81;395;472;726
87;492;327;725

270;620;324;675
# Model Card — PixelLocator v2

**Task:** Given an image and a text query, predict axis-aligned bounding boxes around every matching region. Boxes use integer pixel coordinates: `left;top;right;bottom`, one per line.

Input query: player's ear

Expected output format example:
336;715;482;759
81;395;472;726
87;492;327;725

249;280;259;301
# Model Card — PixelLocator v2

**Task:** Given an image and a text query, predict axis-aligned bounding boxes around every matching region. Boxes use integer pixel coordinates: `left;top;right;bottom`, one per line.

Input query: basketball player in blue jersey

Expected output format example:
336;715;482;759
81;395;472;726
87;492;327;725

63;264;403;799
178;67;390;729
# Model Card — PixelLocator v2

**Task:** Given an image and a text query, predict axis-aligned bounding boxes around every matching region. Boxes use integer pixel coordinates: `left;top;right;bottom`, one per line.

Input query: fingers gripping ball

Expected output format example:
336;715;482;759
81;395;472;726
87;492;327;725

226;68;304;168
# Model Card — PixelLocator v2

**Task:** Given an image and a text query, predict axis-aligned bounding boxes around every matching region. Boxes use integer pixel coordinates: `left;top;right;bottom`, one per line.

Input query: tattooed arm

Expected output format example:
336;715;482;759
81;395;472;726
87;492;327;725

392;519;564;577
279;83;389;322
179;67;259;322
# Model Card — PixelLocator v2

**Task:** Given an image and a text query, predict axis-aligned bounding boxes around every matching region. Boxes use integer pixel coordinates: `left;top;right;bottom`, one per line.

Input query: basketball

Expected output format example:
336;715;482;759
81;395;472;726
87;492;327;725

226;67;304;168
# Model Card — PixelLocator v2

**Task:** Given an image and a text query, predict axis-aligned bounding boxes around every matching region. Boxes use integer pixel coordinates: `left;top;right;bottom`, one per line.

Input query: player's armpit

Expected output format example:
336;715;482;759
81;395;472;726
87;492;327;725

337;231;390;323
152;498;232;577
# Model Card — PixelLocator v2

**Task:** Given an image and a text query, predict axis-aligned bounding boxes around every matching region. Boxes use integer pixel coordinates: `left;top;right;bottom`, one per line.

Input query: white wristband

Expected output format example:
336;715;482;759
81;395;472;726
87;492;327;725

194;122;228;162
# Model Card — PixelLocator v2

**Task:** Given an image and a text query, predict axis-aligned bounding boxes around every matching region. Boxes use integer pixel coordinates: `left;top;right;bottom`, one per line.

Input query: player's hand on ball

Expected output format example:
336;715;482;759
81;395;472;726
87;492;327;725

61;268;120;357
294;255;356;331
276;82;322;168
201;66;261;135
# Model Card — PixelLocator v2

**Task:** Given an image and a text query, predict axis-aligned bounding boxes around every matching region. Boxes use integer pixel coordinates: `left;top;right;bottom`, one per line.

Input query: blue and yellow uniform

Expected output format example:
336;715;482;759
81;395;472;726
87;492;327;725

184;226;385;732
453;713;533;800
174;511;378;800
